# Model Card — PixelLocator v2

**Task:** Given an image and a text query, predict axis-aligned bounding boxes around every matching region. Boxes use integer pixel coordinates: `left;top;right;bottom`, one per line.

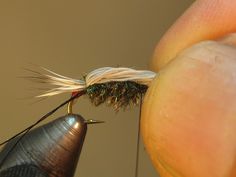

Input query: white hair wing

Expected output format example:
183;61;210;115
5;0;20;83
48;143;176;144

85;67;156;86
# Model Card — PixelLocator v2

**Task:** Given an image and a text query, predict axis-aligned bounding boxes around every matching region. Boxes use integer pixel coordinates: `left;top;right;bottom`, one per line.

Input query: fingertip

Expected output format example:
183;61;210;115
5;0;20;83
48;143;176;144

152;0;236;71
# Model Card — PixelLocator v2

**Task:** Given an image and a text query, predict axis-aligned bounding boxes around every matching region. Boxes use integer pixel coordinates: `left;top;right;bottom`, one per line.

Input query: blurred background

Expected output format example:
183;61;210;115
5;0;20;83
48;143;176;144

0;0;194;176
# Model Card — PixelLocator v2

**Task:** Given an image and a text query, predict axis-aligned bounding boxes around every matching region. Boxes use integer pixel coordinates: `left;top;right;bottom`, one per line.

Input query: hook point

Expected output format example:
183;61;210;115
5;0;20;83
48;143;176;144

84;119;105;124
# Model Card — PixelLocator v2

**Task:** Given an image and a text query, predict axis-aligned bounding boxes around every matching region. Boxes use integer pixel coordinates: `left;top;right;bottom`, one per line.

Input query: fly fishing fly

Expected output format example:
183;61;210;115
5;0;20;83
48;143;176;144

30;67;156;110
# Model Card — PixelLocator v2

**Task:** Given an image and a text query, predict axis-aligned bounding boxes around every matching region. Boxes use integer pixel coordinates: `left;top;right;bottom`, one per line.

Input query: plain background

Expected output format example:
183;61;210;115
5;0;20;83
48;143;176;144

0;0;194;177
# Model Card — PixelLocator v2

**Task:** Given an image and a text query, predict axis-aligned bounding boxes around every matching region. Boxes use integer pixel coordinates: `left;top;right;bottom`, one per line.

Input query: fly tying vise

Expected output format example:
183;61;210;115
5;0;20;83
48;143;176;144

0;67;157;177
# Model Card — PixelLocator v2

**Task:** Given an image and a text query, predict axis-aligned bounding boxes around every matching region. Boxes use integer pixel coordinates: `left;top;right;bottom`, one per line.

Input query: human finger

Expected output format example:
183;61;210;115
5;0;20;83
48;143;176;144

142;39;236;177
151;0;236;71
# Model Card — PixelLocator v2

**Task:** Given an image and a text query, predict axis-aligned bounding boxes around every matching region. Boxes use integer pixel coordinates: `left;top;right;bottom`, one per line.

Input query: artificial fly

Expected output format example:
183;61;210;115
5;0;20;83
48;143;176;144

0;67;157;176
32;67;156;110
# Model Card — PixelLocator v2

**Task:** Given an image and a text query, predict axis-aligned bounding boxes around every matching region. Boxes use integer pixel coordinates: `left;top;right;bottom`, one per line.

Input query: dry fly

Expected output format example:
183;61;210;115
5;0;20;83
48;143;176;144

34;67;156;110
0;67;157;175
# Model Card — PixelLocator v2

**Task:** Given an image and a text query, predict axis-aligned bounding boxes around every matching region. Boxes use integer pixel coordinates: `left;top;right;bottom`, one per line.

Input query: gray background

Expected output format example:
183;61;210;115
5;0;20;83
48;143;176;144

0;0;194;176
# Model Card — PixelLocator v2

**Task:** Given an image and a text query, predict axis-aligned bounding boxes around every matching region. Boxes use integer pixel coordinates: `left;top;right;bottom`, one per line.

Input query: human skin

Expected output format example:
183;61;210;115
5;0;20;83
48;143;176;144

141;1;236;177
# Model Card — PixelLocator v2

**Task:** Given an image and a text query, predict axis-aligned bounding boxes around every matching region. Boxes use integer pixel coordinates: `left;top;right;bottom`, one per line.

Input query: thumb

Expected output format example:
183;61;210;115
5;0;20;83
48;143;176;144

142;38;236;177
